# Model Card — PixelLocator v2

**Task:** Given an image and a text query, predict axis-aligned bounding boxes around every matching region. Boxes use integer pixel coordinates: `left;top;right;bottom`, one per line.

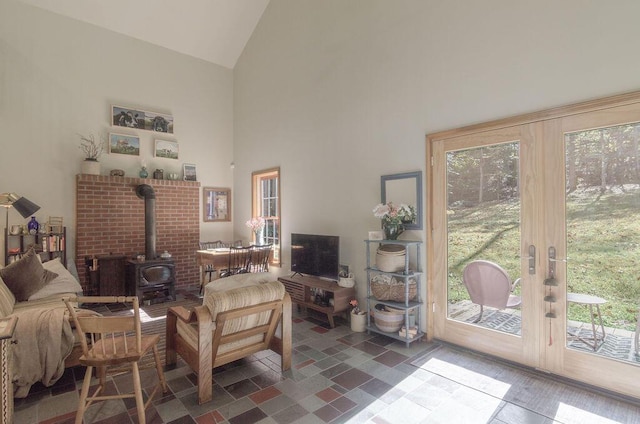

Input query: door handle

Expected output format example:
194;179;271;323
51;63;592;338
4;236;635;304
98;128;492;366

528;245;536;275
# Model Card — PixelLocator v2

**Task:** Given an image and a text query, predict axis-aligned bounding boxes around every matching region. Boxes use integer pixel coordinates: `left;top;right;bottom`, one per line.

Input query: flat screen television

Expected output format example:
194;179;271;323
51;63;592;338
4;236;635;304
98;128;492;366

290;233;340;280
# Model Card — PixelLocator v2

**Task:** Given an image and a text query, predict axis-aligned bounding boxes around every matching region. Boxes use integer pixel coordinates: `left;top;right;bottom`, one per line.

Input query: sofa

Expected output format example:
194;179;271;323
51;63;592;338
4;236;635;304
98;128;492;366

166;272;292;404
0;248;84;397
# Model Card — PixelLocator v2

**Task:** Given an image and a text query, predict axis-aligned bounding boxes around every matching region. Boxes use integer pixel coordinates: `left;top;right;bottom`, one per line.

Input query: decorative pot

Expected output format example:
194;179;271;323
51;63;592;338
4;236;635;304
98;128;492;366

383;223;404;240
81;159;101;175
139;167;148;178
351;311;366;332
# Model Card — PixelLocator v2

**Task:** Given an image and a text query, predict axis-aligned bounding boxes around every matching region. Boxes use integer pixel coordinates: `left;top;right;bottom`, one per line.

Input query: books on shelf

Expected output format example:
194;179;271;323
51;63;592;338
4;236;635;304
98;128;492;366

42;234;65;252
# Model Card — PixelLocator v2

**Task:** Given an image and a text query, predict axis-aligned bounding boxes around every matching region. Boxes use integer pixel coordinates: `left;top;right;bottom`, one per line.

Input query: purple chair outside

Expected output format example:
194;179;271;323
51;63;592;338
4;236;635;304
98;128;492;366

462;260;522;323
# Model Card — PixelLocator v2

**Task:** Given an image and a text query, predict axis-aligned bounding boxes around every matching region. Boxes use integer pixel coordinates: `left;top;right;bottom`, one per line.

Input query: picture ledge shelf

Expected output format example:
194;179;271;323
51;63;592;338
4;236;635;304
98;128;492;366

76;174;200;187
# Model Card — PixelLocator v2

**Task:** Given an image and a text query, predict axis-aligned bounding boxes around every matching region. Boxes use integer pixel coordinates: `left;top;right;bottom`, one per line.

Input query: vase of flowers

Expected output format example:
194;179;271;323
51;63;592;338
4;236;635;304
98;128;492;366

372;202;416;240
246;217;266;245
350;300;366;332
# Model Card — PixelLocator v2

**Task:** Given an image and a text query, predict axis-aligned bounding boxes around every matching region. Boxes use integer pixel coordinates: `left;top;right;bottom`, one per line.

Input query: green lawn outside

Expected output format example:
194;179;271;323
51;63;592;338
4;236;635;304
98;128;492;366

447;186;640;330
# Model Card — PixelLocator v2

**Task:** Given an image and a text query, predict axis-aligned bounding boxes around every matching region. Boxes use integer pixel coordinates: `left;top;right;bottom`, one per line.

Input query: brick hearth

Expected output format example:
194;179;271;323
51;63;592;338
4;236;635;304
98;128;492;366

76;174;200;293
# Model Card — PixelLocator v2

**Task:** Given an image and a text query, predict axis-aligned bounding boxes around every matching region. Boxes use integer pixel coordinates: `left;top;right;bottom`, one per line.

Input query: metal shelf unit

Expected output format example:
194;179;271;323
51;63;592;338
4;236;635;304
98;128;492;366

365;239;423;347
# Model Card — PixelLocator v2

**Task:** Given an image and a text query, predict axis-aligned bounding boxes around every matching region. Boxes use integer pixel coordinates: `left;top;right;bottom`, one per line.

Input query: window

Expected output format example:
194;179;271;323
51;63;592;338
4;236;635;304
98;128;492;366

252;167;280;265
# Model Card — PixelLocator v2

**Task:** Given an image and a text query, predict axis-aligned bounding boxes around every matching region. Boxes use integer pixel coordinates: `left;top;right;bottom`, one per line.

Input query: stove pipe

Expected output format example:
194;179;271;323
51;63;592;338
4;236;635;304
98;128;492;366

135;184;156;259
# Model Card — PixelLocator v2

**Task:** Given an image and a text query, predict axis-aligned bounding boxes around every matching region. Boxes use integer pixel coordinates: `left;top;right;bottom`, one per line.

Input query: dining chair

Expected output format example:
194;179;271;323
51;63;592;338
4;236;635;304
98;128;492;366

250;244;272;273
220;245;253;278
63;296;167;424
462;260;522;323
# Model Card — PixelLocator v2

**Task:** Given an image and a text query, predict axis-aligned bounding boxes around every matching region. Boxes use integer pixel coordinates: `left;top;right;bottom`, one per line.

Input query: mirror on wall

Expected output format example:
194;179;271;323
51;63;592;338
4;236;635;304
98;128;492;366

381;171;423;230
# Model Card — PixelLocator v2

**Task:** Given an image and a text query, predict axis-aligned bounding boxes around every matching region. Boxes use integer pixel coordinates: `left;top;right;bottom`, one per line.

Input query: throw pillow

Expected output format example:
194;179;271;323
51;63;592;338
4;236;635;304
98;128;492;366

0;248;58;301
0;276;15;318
29;258;83;301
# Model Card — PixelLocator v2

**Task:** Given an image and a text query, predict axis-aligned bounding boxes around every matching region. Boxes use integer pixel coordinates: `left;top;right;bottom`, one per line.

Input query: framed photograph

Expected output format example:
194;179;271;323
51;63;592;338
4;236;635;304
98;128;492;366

183;163;197;181
368;230;384;240
144;111;174;134
203;187;231;222
111;105;174;134
109;133;140;156
112;105;145;129
154;139;179;159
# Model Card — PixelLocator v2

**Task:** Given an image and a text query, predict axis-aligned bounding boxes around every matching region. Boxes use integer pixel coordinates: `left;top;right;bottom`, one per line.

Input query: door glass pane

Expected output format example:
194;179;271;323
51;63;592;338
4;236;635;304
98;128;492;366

565;123;640;363
446;142;522;335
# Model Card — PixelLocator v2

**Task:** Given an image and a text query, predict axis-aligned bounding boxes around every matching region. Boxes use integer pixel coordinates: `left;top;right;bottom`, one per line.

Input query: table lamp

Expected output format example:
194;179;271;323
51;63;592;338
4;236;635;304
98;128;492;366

0;192;41;231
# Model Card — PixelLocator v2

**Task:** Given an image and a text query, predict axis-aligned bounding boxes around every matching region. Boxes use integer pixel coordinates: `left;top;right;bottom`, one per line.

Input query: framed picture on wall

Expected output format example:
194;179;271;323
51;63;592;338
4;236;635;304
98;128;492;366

183;163;197;181
111;105;174;134
108;133;140;156
112;105;145;129
154;139;179;159
203;187;231;222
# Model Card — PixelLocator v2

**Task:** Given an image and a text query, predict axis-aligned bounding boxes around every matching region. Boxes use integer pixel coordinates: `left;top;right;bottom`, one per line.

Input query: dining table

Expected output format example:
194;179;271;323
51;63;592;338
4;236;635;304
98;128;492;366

196;248;232;288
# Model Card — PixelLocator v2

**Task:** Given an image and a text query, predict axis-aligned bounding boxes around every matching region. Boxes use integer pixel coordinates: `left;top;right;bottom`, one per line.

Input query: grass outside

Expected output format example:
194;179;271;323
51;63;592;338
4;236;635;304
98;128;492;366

447;186;640;331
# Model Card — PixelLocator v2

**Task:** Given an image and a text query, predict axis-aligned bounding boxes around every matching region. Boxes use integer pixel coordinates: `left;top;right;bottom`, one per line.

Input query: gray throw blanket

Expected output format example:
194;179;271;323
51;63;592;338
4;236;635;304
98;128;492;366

11;307;74;398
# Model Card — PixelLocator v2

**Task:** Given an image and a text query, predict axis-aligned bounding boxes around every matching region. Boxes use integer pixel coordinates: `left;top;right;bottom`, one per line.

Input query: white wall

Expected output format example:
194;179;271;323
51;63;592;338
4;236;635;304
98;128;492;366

0;0;235;259
233;0;640;316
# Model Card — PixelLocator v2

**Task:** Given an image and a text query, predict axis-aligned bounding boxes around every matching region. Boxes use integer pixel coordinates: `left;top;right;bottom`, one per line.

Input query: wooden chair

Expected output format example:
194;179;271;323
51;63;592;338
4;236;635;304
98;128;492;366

462;260;522;323
219;245;253;278
250;244;272;273
64;296;168;424
166;277;292;404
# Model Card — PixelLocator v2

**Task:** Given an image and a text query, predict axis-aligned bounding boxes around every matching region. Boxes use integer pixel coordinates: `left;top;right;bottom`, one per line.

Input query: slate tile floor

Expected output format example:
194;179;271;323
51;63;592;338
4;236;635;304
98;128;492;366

12;290;640;424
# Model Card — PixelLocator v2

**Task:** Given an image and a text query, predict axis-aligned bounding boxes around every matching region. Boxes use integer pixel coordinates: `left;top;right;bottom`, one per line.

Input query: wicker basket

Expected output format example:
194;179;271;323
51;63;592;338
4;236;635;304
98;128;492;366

374;308;404;332
371;275;417;302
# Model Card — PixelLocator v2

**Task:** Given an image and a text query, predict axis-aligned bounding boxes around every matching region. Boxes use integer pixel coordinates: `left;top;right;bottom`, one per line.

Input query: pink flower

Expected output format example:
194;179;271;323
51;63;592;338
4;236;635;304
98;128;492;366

245;217;265;232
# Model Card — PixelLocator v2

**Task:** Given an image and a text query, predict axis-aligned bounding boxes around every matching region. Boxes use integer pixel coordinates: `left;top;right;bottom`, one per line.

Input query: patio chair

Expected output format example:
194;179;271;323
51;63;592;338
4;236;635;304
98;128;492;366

462;260;522;323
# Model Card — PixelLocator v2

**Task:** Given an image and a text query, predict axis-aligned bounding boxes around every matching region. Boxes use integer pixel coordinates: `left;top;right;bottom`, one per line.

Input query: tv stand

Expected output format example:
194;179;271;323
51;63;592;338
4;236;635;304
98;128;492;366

278;274;355;328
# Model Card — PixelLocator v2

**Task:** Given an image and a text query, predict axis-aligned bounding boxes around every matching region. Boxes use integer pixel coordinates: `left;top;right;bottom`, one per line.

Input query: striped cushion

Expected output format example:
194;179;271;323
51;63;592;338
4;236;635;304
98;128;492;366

0;275;16;318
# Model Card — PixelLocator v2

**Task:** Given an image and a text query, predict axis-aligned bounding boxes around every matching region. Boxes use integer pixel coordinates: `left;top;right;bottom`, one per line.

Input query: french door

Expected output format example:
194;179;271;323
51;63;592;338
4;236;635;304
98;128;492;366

427;92;640;398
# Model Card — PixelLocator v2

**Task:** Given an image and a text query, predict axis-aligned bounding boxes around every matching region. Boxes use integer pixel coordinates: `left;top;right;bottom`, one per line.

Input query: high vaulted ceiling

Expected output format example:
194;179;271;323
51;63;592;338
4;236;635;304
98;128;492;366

16;0;269;69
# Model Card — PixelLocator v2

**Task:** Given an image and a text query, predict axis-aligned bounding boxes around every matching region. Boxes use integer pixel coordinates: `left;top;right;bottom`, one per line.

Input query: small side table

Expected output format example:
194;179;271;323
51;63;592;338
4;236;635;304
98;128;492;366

0;316;18;424
567;293;606;351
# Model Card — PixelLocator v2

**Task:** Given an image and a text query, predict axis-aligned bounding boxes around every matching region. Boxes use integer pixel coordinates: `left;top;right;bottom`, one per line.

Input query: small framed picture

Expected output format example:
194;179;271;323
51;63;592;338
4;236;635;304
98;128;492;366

203;187;231;222
183;163;197;181
368;230;384;241
155;139;179;159
109;133;140;156
112;105;145;129
145;111;174;134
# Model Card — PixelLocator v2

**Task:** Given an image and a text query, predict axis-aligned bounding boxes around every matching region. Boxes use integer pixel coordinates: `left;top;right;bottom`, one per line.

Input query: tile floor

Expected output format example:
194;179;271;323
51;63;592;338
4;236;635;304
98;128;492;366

12;291;640;424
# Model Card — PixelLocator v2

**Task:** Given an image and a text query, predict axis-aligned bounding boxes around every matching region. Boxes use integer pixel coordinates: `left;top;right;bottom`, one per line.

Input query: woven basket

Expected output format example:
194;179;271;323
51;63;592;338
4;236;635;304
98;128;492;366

374;308;404;332
371;275;417;302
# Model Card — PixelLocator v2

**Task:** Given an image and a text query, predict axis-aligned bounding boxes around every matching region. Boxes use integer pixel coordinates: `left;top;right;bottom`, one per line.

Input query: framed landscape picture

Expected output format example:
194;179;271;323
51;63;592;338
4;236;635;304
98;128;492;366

183;163;197;181
154;139;179;159
109;133;140;156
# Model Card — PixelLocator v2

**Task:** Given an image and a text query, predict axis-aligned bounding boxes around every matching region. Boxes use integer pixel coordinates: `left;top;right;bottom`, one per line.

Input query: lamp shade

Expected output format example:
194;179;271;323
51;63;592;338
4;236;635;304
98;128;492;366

12;197;40;218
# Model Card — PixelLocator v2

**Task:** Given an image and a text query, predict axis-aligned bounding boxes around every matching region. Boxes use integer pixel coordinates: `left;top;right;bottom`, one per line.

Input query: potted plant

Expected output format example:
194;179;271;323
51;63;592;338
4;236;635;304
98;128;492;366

79;133;105;175
350;299;366;332
372;202;416;240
